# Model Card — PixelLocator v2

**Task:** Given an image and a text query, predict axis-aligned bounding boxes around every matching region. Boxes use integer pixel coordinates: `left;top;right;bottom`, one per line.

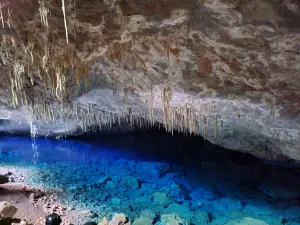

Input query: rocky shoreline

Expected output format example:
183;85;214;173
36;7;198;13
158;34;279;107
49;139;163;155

0;166;119;225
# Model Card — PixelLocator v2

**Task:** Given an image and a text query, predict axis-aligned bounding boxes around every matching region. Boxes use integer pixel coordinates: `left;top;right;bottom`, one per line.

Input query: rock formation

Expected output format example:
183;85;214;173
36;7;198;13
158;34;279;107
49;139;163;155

0;0;299;161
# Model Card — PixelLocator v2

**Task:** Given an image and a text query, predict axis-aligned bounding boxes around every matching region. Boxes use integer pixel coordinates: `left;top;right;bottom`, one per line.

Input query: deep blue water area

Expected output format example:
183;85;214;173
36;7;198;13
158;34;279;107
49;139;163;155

1;131;300;225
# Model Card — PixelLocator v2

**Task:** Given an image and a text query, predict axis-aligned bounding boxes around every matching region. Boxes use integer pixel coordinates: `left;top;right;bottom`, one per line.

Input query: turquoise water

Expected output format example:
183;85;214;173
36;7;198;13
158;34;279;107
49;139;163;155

0;134;300;225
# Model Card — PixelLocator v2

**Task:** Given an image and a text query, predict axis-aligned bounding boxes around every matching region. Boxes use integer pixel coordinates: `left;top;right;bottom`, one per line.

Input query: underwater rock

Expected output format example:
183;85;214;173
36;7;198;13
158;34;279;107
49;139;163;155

190;187;218;201
153;192;172;207
105;181;117;189
136;162;169;182
281;206;300;220
165;203;193;222
191;211;209;225
259;182;300;200
212;198;242;213
98;217;109;225
111;197;122;206
109;213;130;225
139;210;156;221
0;201;18;218
225;217;270;225
132;195;151;210
132;216;153;225
157;213;188;225
120;176;139;190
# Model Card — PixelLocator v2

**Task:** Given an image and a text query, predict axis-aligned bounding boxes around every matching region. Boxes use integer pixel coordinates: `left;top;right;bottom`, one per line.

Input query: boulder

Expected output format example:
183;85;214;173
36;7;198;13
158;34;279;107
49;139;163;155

191;211;209;225
153;192;172;207
120;176;139;190
132;217;153;225
0;175;9;184
158;213;188;225
165;203;193;221
109;213;130;225
0;201;18;219
225;217;270;225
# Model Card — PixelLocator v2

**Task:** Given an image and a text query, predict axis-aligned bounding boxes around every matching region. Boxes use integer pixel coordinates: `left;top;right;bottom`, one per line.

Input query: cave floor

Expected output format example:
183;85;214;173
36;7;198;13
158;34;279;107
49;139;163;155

0;134;300;225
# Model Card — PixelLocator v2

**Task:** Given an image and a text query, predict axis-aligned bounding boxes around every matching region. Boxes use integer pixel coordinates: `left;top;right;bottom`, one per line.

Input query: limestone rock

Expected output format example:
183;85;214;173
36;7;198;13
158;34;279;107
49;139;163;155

120;176;139;190
225;217;270;225
191;211;209;225
109;213;130;225
132;216;153;225
158;213;188;225
1;0;300;168
98;217;109;225
153;192;172;207
0;201;18;218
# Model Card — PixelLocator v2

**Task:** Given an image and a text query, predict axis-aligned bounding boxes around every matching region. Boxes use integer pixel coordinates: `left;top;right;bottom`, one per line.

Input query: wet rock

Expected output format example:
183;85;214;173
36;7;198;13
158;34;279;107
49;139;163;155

111;198;122;206
212;198;242;213
12;220;27;225
225;217;270;225
190;187;218;201
157;213;188;225
153;192;172;207
132;216;153;225
191;211;209;225
109;213;130;225
120;176;139;190
132;196;151;210
98;217;109;225
0;201;18;218
139;210;156;221
0;175;9;184
105;181;116;189
259;182;300;200
165;203;193;221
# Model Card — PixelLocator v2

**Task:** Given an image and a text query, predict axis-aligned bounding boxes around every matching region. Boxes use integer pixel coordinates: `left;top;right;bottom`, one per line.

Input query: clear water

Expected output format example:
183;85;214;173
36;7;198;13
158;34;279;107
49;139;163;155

0;134;300;225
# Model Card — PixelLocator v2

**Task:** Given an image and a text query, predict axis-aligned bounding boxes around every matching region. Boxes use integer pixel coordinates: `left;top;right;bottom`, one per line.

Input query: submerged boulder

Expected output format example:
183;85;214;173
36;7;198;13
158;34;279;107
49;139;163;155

132;216;153;225
120;176;139;190
109;213;130;225
225;217;270;225
153;192;172;207
157;213;188;225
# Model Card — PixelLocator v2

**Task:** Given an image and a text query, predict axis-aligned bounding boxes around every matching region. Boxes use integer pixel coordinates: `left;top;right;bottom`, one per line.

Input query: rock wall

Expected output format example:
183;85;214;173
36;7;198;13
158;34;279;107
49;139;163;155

0;0;299;161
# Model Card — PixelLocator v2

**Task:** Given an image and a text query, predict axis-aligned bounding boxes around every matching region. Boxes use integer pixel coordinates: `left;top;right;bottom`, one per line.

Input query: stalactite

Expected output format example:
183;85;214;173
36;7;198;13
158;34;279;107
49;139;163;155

214;115;217;139
220;119;223;137
0;5;4;28
62;0;69;43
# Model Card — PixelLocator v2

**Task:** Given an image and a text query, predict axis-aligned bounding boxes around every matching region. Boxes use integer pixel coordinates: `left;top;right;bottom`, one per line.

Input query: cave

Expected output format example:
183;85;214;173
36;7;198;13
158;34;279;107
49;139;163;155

0;0;300;224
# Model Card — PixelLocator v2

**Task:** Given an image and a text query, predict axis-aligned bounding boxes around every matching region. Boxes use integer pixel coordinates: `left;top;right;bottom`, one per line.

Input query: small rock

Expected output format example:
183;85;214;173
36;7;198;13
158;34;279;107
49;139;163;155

109;213;130;225
0;201;18;218
191;211;209;225
120;176;139;190
105;181;116;189
98;217;109;225
153;192;172;207
20;220;27;225
225;217;270;225
159;213;188;225
0;175;9;184
111;198;121;206
132;216;153;225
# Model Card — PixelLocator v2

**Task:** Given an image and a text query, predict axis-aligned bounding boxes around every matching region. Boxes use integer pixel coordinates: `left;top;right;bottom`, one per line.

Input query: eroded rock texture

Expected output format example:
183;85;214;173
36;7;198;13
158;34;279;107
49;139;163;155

0;0;299;161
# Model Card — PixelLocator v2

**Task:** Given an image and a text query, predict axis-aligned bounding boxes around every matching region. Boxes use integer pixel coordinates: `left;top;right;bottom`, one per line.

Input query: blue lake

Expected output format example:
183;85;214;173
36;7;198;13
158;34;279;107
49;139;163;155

0;133;300;225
